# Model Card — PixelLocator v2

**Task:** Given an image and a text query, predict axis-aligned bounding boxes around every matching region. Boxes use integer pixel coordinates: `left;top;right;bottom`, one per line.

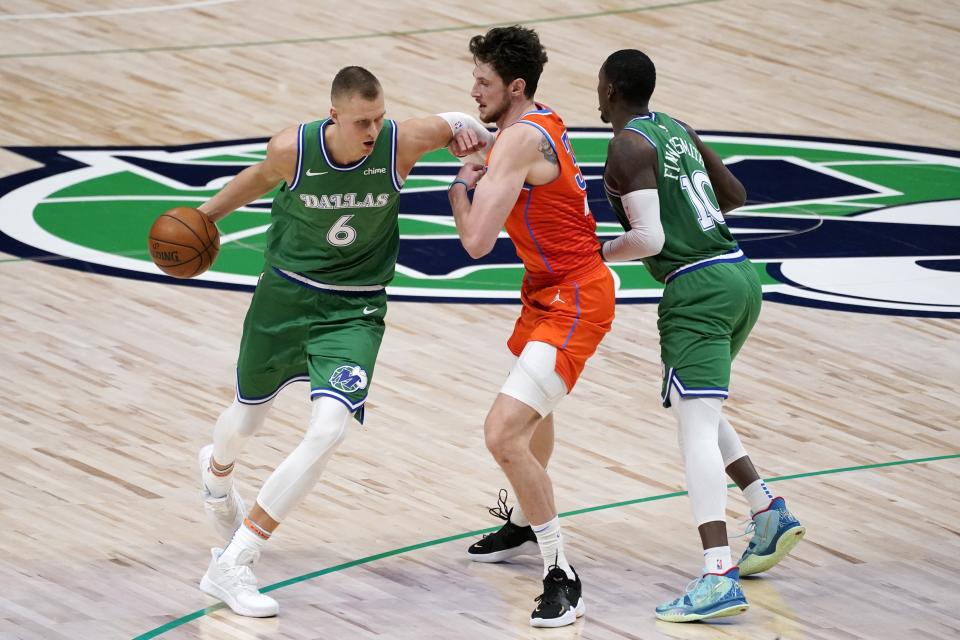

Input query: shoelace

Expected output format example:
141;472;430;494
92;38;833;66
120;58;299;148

487;488;512;522
683;576;704;595
224;563;258;590
476;489;513;542
729;519;756;540
534;562;567;605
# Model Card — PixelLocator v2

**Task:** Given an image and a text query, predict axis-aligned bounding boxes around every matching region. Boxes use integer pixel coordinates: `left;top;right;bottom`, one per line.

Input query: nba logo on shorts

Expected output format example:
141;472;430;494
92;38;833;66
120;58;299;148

329;365;368;393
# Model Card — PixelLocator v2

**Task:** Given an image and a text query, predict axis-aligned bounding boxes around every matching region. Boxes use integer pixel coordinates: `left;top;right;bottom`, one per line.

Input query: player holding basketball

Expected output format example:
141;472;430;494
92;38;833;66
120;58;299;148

448;26;614;628
596;49;805;622
191;66;493;617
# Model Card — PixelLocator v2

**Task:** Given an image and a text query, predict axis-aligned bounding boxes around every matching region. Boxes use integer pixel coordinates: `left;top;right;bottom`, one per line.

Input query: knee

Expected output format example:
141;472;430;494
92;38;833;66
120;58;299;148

303;416;348;456
220;399;270;438
484;416;522;466
300;399;351;460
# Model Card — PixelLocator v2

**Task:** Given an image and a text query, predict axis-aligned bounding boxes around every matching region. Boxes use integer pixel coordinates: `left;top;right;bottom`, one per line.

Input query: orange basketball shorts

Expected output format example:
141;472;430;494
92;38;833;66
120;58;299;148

507;264;616;392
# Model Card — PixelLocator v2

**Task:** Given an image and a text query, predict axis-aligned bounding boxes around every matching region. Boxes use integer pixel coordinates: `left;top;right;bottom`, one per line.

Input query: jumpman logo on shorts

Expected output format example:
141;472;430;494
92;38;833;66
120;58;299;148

551;288;565;305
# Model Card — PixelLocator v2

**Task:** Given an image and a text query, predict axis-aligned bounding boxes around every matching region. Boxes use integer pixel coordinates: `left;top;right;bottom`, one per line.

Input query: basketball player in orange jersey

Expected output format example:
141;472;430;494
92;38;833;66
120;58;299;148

447;26;615;628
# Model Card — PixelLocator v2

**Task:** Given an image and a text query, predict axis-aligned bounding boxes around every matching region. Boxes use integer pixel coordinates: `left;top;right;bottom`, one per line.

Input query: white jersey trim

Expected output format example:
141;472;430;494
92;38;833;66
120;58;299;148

274;267;385;292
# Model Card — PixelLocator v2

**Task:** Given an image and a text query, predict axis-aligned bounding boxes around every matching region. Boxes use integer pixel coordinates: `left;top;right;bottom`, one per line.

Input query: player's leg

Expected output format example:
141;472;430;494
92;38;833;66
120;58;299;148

199;269;309;542
656;386;748;623
486;341;584;628
200;283;383;618
655;266;747;622
467;410;551;563
199;399;274;541
723;261;804;575
201;396;351;617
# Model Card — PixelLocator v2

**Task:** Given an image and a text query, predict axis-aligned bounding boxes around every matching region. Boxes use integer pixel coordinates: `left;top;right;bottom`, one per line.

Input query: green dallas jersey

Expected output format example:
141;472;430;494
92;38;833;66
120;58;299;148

604;112;738;283
265;118;402;287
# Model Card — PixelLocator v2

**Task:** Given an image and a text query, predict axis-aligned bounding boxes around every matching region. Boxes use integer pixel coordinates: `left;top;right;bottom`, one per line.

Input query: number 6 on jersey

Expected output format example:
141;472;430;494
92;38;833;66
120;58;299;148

327;214;357;246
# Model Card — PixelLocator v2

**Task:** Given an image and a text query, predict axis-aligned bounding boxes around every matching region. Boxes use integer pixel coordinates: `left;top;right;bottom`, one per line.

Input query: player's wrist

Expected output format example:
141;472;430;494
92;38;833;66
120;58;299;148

449;178;470;191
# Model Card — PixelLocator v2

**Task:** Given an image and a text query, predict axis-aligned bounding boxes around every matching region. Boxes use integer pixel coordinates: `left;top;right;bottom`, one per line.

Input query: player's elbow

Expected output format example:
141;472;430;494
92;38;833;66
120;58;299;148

646;227;666;255
462;235;494;259
719;180;747;213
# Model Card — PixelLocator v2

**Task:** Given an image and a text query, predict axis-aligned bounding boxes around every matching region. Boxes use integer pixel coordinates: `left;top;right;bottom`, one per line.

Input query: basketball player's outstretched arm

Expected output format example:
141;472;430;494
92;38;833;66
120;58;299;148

447;124;540;258
198;126;297;223
679;123;746;213
395;114;493;180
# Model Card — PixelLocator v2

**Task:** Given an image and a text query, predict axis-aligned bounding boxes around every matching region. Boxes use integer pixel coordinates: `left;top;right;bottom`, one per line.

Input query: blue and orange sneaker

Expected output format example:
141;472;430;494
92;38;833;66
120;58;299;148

655;567;749;622
738;496;806;576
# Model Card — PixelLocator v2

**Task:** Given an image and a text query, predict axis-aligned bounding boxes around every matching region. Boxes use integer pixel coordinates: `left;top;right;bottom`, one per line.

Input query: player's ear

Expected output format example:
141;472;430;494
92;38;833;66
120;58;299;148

510;77;526;99
329;106;338;124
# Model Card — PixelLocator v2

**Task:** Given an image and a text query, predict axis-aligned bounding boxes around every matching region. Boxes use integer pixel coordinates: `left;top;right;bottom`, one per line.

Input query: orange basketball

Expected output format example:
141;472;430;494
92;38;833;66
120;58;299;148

147;206;220;278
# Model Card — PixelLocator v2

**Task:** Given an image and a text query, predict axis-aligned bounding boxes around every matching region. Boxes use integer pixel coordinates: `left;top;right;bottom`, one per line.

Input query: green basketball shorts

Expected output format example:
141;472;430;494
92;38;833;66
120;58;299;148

657;256;761;408
235;267;387;422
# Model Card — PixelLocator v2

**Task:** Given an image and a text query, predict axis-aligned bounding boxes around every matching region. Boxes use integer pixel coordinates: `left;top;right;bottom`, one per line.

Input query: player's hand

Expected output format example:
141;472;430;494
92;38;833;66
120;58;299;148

449;129;487;158
456;163;487;190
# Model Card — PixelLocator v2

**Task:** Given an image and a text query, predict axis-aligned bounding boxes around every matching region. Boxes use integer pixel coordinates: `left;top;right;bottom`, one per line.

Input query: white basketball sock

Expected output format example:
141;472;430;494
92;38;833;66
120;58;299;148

744;479;775;514
219;518;269;566
510;503;530;527
703;546;733;575
531;516;574;579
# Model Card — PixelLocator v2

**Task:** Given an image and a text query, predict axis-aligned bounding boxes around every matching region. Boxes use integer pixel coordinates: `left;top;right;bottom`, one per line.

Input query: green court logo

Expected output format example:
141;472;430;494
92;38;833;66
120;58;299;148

0;131;957;317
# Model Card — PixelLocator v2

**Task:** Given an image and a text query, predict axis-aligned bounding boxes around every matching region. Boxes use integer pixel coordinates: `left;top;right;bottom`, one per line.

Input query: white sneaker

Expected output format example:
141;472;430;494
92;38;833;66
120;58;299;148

198;444;246;540
200;547;279;617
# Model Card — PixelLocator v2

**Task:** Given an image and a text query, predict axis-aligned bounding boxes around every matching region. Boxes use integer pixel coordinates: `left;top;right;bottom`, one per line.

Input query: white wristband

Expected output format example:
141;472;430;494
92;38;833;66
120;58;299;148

437;112;495;164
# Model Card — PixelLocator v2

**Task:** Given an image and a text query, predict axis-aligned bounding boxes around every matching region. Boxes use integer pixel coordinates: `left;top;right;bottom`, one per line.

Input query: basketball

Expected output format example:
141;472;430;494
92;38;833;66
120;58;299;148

147;206;220;278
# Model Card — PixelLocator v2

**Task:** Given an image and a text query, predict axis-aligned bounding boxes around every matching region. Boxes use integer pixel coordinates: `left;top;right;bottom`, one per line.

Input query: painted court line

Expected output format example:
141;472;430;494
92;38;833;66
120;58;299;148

0;0;724;59
0;0;239;21
132;452;959;639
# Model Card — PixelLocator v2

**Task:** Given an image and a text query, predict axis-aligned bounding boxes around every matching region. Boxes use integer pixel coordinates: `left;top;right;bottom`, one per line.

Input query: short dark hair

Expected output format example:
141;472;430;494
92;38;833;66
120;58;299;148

602;49;656;104
331;66;382;102
469;26;548;99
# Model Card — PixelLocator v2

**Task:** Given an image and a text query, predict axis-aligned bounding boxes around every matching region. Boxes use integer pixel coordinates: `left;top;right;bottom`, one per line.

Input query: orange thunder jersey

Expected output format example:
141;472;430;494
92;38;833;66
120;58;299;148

496;105;602;285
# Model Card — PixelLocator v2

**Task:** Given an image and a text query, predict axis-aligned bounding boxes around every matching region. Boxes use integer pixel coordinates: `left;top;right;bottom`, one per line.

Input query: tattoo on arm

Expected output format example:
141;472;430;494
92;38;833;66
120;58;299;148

538;137;558;164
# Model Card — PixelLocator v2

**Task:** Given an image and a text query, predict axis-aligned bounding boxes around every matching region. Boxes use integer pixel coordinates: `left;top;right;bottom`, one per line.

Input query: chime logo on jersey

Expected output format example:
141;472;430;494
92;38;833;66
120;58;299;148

329;365;368;393
0;131;957;317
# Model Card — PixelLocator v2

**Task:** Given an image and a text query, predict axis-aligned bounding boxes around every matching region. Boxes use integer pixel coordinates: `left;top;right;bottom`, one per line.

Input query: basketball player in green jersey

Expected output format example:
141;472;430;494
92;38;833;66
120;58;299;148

190;66;493;617
597;50;806;622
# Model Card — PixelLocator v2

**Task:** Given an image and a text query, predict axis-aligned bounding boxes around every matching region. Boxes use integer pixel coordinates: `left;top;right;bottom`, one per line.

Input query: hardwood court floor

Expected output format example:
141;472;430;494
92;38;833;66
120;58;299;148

1;1;958;639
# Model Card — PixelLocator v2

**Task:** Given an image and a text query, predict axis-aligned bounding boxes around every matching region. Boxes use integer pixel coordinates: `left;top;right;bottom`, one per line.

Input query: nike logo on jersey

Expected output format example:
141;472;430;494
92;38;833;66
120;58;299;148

305;169;328;176
362;306;379;315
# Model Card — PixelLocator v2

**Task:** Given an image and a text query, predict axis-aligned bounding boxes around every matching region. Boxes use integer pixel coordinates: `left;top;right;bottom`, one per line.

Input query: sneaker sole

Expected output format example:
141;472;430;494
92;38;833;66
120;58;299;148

656;601;749;623
468;540;540;563
740;525;806;576
199;574;278;618
531;597;585;628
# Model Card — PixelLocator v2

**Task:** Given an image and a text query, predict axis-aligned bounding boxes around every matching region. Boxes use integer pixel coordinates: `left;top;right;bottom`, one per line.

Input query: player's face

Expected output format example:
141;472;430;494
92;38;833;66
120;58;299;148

330;92;387;157
597;68;611;124
471;62;510;124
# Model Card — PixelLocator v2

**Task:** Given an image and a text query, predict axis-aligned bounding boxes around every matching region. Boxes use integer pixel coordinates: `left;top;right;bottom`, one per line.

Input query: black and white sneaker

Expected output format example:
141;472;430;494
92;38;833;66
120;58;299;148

467;489;540;563
530;564;586;628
